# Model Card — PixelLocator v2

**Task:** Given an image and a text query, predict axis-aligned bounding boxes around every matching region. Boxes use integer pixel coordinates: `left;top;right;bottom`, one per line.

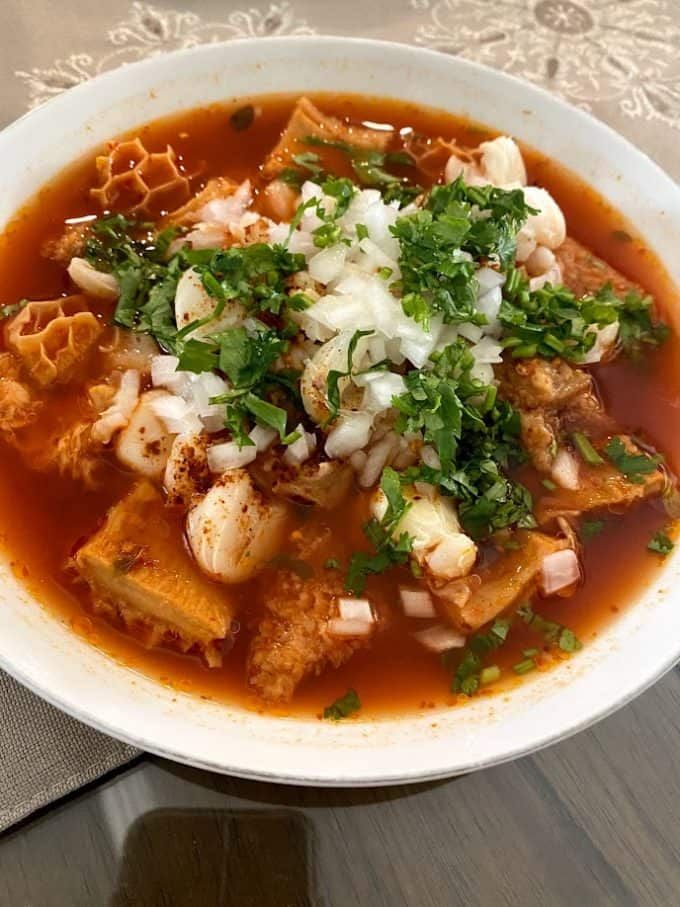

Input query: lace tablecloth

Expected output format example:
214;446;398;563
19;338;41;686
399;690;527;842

1;0;678;832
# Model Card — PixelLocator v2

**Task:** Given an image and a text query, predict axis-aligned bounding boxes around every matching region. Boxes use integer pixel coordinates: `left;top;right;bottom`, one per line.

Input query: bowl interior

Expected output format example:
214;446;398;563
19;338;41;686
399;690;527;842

0;36;679;785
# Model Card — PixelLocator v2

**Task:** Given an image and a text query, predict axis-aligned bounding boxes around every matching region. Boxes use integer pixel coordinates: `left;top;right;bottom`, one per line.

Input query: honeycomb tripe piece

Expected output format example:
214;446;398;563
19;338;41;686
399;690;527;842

6;295;102;387
90;137;191;216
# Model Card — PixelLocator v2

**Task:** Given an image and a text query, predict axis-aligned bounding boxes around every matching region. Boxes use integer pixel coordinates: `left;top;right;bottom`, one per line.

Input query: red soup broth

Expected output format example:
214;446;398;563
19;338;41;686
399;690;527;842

0;93;677;718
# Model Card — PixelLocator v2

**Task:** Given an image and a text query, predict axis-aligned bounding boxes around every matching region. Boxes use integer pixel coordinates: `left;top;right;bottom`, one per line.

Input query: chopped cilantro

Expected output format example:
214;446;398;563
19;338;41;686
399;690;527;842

303;135;421;207
284;150;325;184
500;275;668;362
345;468;413;594
518;604;582;653
393;339;535;539
216;325;286;388
616;289;669;357
390;178;536;332
243;394;300;445
446;617;512;696
84;214;307;350
451;649;482;695
82;214;311;447
0;299;28;320
604;436;662;484
312;221;343;249
648;530;674;556
267;554;313;579
195;243;306;318
325;329;373;426
323;688;361;720
279;168;306;188
321;176;357;218
176;337;218;374
581;519;604;539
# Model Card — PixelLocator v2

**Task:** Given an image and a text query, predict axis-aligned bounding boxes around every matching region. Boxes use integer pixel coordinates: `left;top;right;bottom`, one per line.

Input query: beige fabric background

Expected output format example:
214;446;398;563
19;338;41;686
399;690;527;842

5;0;680;178
1;0;678;832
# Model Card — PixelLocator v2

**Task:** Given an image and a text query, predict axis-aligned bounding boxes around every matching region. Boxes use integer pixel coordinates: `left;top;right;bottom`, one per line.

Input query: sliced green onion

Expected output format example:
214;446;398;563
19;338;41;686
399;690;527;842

460;675;480;696
541;478;557;491
511;343;538;358
558;628;582;653
572;432;604;466
522;648;539;658
480;665;500;685
513;658;536;675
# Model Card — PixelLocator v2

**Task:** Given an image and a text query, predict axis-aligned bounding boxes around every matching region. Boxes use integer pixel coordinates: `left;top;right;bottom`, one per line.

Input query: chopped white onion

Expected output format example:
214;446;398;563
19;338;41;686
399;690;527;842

325;411;373;459
357;237;399;274
400;588;437;619
470;360;495;386
540;549;581;595
202;413;227;434
249;424;277;452
326;618;374;638
359;432;399;489
283;424;317;466
581;321;619;365
207;441;257;473
355;371;406;412
151;355;189;395
413;624;466;652
458;322;484;343
469;335;503;364
148;394;203;435
476;286;503;327
308;244;347;285
551;448;580;491
476;266;505;293
338;598;375;623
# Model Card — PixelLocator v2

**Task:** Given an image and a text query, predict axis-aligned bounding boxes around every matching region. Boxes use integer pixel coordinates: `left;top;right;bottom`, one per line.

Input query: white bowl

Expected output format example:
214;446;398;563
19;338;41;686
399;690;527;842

0;37;679;786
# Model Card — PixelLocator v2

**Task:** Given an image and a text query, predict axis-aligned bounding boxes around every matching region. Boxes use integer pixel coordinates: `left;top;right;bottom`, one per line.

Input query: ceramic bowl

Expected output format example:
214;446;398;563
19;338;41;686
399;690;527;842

1;36;679;785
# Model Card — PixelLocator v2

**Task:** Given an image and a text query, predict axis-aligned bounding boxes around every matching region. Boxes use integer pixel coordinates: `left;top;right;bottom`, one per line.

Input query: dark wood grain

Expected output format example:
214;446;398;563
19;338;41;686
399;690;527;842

2;668;679;906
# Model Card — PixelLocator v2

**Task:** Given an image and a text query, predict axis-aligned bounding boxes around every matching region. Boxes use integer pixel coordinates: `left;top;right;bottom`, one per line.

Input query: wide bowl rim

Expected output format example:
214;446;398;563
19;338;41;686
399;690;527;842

0;34;679;787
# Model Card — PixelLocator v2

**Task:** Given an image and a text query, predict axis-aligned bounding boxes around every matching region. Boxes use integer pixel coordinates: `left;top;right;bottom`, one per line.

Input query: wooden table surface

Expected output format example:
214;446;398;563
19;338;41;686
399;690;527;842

1;666;679;906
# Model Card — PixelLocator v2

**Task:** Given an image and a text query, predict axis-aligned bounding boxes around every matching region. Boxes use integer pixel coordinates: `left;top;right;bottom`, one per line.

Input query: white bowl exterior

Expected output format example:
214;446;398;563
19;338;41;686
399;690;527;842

0;37;678;785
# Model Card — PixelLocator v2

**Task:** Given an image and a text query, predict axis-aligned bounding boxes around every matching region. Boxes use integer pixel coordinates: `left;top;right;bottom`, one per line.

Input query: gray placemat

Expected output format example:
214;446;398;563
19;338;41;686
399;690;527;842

1;0;678;834
0;672;139;832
